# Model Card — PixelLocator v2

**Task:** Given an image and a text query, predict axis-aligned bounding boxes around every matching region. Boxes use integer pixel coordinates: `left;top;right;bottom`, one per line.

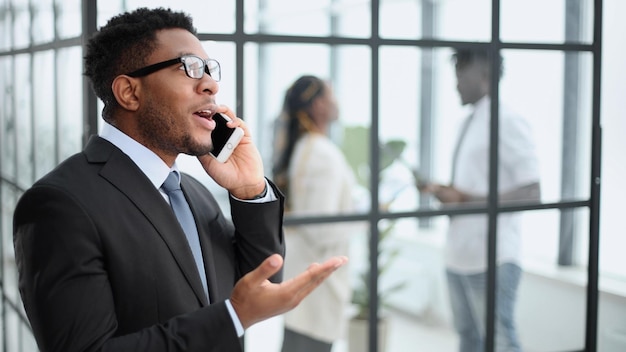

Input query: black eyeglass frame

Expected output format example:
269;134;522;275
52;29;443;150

126;55;221;81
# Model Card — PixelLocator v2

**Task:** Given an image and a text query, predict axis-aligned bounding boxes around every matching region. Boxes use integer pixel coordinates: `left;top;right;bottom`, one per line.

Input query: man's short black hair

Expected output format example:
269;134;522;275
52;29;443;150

84;7;197;122
452;47;504;79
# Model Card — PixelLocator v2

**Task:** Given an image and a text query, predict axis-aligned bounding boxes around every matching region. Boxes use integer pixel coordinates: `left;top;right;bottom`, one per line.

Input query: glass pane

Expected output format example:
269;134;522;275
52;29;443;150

242;222;371;352
97;0;124;27
32;0;54;44
384;47;593;212
2;187;19;304
520;209;560;265
124;0;236;34
1;184;16;273
380;0;422;39
445;212;532;352
0;57;15;180
4;303;38;352
379;47;461;213
33;50;57;179
57;0;82;39
438;0;491;42
16;319;39;352
247;42;333;165
381;216;457;351
333;0;371;38
382;0;493;41
242;43;261;160
246;0;370;38
57;47;82;160
379;46;423;211
0;299;2;351
247;0;331;36
196;1;236;34
15;54;33;189
379;210;588;352
518;208;588;351
501;0;594;44
347;223;392;352
501;49;593;203
601;0;626;281
0;0;12;50
243;43;371;204
12;0;30;48
334;45;373;210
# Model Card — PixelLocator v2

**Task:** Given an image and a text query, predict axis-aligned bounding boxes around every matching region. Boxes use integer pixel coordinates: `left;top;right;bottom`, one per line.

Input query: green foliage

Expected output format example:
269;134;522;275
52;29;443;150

340;126;407;188
340;125;409;320
351;220;408;320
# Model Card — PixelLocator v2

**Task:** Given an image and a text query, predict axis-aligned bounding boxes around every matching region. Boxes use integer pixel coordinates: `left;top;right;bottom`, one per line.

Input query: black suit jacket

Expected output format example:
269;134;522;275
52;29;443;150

13;136;285;352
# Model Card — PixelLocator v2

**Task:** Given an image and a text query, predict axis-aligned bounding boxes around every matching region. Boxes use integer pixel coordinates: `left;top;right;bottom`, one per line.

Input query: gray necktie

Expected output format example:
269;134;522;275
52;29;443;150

161;171;209;300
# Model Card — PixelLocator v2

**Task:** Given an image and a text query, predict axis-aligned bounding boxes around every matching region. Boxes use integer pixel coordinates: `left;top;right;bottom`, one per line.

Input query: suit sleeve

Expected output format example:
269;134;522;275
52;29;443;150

228;179;286;283
13;185;242;352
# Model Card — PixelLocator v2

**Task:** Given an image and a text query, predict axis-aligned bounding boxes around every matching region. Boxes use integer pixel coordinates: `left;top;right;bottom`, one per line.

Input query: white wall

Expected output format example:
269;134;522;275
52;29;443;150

518;269;626;352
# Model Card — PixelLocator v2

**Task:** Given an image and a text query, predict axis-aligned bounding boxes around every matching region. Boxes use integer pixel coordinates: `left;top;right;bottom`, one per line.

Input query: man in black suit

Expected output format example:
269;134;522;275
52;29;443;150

13;7;347;352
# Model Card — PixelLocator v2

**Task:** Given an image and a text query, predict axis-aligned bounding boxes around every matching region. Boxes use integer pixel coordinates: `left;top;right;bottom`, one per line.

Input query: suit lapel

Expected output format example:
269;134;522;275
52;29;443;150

85;136;210;306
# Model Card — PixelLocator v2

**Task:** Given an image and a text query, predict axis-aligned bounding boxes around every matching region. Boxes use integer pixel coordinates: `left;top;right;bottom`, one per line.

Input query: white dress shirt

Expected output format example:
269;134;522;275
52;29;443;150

446;96;541;273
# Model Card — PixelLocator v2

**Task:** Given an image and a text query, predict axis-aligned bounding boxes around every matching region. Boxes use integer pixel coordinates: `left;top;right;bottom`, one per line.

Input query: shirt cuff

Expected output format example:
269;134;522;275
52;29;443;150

231;179;277;203
226;299;245;337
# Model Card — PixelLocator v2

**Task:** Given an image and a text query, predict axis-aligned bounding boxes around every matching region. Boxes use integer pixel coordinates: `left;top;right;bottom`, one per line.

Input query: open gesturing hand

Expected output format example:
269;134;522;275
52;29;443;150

230;254;348;329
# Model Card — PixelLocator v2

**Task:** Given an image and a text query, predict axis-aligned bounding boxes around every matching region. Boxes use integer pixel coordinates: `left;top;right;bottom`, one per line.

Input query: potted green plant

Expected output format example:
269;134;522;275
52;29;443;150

340;126;409;352
351;219;407;320
348;218;407;352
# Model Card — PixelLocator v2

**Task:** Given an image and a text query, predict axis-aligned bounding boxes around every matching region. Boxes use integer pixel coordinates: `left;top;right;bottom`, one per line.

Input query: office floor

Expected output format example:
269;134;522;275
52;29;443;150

245;310;458;352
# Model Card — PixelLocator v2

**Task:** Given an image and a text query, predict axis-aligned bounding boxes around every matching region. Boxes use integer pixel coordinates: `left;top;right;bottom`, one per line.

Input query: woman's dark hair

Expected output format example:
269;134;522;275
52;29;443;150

272;75;326;199
84;7;196;122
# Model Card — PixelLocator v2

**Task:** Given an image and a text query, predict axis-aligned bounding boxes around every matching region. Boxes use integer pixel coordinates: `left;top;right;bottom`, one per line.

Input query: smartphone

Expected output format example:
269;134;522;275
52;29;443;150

209;113;244;163
411;168;429;189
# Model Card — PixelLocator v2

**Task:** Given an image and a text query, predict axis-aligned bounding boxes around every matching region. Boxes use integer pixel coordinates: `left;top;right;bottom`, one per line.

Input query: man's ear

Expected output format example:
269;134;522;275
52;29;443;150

112;75;141;111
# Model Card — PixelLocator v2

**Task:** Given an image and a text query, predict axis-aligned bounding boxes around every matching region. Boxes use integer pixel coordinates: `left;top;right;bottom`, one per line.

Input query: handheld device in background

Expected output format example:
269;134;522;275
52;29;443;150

411;168;429;189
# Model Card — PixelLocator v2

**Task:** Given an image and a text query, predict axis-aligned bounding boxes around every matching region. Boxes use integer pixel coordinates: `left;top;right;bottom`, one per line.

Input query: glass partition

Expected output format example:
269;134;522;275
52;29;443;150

501;0;594;44
33;50;56;180
518;208;589;352
32;0;54;45
12;0;30;49
0;1;608;351
15;54;33;189
56;47;82;162
245;0;371;38
57;0;82;39
0;56;15;179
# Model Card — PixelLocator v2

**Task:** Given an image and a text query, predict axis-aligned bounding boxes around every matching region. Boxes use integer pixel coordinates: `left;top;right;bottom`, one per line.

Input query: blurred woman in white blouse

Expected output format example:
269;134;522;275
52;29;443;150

273;75;359;352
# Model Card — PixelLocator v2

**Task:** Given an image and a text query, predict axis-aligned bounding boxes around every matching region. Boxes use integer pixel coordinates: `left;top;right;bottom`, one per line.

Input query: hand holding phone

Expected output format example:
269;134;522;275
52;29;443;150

209;113;244;163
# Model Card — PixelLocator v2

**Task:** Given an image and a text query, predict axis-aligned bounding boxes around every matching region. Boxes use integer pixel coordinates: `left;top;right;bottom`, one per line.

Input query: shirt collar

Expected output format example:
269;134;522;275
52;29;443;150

473;95;490;111
99;122;178;189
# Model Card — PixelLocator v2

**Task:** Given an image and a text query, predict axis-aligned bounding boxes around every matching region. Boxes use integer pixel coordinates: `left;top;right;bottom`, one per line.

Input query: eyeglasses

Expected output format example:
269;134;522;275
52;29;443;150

126;55;221;81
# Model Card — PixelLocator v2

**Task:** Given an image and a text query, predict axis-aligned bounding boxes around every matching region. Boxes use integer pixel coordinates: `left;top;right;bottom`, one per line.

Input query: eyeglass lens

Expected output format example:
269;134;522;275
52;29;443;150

182;56;221;81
